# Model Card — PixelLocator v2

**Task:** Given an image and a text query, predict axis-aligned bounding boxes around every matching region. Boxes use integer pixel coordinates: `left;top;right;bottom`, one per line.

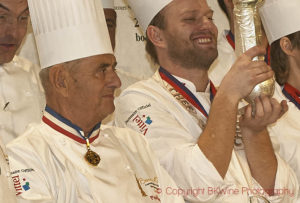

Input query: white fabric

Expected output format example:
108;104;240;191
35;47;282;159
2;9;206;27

209;30;237;87
0;56;45;144
7;120;184;202
28;0;112;68
0;139;16;203
127;0;172;33
268;82;300;201
114;71;298;202
102;0;114;9
259;0;300;45
18;0;228;98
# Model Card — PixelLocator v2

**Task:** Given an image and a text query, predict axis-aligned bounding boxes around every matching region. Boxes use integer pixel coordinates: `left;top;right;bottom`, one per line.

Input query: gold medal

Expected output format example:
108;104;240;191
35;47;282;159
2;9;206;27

84;138;100;166
85;149;101;166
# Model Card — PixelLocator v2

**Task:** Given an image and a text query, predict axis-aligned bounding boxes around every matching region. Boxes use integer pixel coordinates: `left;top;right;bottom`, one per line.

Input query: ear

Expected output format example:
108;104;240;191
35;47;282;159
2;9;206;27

146;25;166;49
280;37;295;56
48;64;69;97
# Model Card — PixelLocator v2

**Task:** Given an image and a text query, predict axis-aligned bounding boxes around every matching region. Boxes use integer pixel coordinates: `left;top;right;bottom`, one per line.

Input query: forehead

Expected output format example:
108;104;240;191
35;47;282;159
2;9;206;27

0;0;28;13
165;0;211;15
79;54;116;67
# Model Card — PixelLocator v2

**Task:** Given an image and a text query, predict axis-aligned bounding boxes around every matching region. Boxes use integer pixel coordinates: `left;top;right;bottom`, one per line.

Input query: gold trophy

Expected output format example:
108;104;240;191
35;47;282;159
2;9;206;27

233;0;275;107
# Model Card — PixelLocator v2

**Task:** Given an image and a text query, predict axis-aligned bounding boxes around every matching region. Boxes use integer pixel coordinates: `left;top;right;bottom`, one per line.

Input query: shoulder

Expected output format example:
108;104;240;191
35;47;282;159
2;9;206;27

7;123;48;158
121;76;159;95
101;125;149;149
117;73;168;104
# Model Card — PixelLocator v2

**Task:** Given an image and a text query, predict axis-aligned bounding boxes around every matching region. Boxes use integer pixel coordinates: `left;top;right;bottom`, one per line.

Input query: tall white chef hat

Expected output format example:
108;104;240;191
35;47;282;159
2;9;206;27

102;0;114;9
28;0;113;69
127;0;173;33
259;0;300;45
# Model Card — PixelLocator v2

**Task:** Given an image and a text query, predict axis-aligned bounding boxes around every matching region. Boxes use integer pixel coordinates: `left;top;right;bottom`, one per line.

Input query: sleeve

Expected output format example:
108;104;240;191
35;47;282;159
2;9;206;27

114;91;228;202
247;154;299;203
7;142;54;203
268;124;300;202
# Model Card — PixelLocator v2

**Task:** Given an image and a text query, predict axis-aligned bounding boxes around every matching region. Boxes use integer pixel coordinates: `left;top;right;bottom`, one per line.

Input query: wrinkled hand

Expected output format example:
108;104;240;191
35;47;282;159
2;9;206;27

239;95;288;136
219;46;274;101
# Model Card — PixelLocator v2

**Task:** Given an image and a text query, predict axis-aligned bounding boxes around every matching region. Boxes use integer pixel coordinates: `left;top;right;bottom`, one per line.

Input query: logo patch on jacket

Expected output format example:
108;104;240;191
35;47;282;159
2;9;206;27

132;114;153;135
136;176;161;202
12;175;31;195
11;168;34;195
125;104;153;135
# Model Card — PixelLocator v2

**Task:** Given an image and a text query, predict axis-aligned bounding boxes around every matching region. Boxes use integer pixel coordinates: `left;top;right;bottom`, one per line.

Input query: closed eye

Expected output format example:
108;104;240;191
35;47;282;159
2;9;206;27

183;18;196;22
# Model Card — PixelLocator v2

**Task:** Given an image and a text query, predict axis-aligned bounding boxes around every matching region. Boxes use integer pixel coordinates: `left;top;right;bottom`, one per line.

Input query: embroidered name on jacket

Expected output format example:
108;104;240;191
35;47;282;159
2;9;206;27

136;176;161;202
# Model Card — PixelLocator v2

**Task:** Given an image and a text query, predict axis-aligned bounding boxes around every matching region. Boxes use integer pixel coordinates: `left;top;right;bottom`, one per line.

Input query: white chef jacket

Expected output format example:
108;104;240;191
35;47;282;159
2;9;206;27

268;83;300;201
209;30;237;87
6;107;184;203
114;71;298;202
0;55;45;144
0;138;16;203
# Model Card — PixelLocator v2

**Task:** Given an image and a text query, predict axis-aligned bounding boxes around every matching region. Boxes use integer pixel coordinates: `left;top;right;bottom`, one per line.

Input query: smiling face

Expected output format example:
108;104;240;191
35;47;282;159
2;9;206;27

66;54;121;124
0;0;29;64
162;0;218;69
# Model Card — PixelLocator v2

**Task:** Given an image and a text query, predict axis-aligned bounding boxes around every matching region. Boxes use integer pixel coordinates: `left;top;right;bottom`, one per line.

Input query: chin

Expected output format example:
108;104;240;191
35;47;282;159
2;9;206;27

0;54;15;64
103;105;115;116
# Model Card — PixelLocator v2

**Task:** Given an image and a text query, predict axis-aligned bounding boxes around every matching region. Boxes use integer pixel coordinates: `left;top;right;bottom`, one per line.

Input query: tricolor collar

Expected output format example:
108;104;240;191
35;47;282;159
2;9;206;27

159;67;216;118
42;106;100;144
282;83;300;110
226;30;235;50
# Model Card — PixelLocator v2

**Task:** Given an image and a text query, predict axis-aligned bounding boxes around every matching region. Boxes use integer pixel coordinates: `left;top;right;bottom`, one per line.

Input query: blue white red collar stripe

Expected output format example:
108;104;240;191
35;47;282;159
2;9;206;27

226;30;235;50
282;83;300;110
159;67;216;118
42;106;100;144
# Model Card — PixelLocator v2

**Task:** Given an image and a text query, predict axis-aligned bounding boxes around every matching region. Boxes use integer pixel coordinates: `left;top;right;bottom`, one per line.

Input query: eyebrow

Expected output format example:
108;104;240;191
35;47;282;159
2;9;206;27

19;7;29;16
0;3;9;11
180;8;214;16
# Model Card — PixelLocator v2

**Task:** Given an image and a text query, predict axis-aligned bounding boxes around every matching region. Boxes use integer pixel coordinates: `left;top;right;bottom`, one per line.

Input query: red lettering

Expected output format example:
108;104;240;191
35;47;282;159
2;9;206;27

141;128;148;135
132;115;141;123
12;175;23;195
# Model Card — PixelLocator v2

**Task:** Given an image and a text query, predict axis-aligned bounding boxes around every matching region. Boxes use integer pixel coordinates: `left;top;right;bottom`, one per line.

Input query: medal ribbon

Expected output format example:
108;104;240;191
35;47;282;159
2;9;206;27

43;106;100;144
282;83;300;110
226;30;271;65
226;30;235;50
159;67;216;118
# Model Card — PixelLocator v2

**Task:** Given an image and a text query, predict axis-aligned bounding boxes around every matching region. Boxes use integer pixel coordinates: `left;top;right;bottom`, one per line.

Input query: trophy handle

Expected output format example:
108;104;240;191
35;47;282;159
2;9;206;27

233;0;275;107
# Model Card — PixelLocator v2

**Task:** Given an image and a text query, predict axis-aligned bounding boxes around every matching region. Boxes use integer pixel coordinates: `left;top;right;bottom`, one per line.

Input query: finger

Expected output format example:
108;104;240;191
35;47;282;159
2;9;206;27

250;63;271;75
254;96;264;118
269;98;283;122
260;95;272;116
247;61;268;70
244;104;252;120
281;100;288;113
279;100;289;117
243;46;266;60
239;104;252;124
251;70;274;85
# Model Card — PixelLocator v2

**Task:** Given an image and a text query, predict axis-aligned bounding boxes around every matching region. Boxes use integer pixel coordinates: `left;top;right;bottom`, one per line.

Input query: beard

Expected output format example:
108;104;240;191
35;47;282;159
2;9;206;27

165;31;218;70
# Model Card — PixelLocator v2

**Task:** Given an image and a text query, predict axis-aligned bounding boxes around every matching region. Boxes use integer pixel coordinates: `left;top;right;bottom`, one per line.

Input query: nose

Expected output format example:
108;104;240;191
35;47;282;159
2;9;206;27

199;16;213;29
196;16;218;37
4;20;18;39
106;68;122;89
